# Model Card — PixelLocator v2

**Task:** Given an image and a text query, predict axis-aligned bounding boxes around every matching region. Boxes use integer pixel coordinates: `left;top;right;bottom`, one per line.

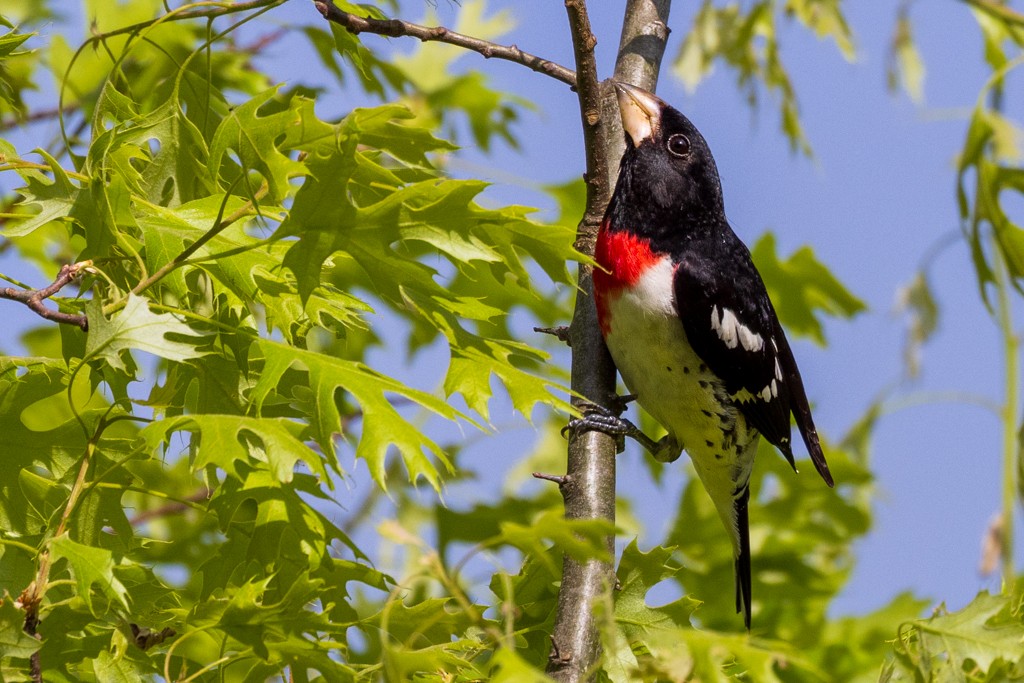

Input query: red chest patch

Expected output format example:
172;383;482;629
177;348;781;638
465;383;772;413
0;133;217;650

593;222;660;335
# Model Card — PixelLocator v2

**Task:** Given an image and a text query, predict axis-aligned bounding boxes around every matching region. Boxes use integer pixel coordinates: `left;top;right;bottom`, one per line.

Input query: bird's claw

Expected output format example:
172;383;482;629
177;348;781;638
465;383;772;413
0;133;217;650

562;401;642;453
561;400;681;461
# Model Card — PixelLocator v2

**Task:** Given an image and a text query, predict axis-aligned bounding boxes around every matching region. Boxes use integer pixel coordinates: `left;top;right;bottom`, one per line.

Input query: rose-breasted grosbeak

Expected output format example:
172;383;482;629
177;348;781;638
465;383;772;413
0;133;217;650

583;83;834;629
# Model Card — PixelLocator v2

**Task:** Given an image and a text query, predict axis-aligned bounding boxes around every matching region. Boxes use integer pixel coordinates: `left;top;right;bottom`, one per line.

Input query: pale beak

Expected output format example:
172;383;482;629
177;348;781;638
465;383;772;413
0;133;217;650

614;82;663;148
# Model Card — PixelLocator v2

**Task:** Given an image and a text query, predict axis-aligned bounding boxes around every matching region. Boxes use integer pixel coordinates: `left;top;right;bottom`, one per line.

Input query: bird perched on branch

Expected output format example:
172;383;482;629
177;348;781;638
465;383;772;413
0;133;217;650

577;82;834;629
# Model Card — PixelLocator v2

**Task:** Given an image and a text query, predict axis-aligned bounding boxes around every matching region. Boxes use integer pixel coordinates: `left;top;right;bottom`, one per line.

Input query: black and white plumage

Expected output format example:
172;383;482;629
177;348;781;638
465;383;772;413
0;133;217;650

587;83;834;629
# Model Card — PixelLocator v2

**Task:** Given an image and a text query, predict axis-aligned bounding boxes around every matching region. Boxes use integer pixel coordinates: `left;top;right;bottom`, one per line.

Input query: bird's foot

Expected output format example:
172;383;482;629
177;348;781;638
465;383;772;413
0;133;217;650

561;401;629;452
562;400;675;459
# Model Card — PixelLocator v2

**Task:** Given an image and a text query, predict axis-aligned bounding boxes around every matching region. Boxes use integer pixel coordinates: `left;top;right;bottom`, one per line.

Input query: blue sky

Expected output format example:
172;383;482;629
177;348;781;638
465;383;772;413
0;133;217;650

3;0;1021;619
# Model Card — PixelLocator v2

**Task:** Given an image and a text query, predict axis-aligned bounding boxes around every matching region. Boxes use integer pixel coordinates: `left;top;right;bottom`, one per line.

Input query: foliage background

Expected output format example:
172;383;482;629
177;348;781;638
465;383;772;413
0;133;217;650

1;0;1023;681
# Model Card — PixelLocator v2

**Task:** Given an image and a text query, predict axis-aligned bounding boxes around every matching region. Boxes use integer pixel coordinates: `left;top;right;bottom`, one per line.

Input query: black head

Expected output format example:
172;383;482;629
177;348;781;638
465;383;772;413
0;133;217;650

608;83;725;237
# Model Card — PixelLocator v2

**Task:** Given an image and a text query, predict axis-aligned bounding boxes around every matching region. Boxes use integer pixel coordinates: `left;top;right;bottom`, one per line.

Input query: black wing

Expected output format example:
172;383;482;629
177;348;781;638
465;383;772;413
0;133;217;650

672;235;833;486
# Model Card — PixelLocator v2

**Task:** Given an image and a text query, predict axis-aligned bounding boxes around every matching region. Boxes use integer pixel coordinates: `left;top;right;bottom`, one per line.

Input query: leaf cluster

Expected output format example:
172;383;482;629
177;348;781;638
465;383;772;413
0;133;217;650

0;1;576;678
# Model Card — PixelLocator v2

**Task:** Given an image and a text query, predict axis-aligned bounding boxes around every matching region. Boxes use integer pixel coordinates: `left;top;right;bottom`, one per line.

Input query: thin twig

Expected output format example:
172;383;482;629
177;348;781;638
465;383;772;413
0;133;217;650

0;262;89;330
238;27;288;54
0;105;78;132
81;0;286;45
313;0;577;88
128;490;211;526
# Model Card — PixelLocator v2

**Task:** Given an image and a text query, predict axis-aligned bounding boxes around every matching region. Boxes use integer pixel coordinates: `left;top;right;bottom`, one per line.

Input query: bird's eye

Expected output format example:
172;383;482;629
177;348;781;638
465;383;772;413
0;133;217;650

666;134;690;157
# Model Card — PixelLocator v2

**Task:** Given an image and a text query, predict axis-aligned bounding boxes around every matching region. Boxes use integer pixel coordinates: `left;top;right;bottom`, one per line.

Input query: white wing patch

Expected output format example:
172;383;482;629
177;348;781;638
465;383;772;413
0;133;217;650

736;379;779;403
711;306;763;352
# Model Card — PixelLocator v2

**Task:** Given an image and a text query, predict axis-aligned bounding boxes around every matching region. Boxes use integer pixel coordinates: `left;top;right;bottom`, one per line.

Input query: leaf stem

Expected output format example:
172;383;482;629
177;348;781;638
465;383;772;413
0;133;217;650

993;238;1018;587
128;184;267;301
0;538;39;556
0;160;89;181
162;624;218;681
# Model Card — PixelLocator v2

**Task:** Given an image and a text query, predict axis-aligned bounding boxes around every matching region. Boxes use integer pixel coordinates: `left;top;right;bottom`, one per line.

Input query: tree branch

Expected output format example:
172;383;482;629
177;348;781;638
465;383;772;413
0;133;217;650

548;1;672;681
547;1;618;680
0;263;89;330
313;0;578;88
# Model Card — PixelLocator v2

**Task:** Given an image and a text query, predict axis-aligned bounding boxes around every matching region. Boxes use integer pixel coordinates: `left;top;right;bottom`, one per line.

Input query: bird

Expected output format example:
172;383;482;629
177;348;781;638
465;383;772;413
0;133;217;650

580;82;835;629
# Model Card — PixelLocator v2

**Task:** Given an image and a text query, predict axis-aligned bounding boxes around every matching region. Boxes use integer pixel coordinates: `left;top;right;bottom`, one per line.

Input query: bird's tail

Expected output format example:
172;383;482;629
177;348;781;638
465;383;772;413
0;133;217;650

734;486;752;630
691;449;755;630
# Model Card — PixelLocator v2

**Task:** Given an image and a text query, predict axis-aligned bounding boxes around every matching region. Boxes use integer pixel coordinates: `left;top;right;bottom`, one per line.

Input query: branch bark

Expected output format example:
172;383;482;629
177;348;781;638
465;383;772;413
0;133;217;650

314;0;578;88
0;262;89;330
547;1;672;681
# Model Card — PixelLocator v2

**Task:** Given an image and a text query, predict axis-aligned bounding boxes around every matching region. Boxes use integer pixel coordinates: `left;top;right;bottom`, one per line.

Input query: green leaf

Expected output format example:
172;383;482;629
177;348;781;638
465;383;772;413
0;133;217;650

893;592;1024;678
956;102;1024;301
92;649;139;682
106;98;215;207
751;232;867;344
208;88;327;203
895;271;939;377
436;494;563;560
309;3;411;98
819;591;928;680
50;534;130;615
0;358;129;541
497;510;613;570
488;648;555;682
0;595;41;659
402;289;569;421
0;24;31;58
785;0;856;62
199;470;381;605
4;150;81;237
85;294;208;372
140;413;326;484
376;597;485;647
389;1;530;152
251;339;462;491
888;10;926;103
614;541;700;639
488;549;561;665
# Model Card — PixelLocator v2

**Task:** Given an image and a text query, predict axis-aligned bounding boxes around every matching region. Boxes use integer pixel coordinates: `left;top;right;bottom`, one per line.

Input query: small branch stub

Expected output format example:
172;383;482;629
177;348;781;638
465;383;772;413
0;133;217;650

532;471;569;487
535;325;572;345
